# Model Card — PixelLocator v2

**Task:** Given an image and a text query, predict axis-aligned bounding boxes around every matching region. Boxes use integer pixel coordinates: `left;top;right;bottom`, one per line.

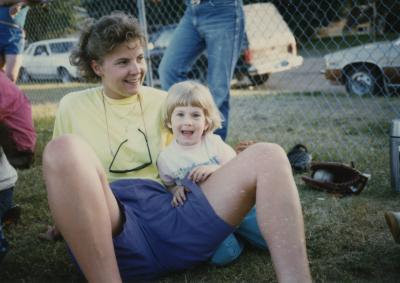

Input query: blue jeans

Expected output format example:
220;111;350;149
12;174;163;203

0;188;13;256
210;207;267;266
236;206;268;250
159;0;245;140
0;188;13;221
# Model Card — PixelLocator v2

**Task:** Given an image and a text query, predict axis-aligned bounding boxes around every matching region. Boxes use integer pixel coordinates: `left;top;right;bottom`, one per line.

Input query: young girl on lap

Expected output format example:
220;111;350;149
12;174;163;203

157;81;243;265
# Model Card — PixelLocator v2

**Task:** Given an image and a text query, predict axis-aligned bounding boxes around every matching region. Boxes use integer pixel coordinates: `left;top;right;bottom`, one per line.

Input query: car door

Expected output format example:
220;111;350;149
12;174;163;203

38;44;56;78
384;38;400;85
26;44;50;78
48;41;76;79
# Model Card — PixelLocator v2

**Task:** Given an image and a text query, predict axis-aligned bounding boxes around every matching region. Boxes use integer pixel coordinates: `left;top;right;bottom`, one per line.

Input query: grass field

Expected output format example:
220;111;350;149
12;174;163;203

1;84;400;282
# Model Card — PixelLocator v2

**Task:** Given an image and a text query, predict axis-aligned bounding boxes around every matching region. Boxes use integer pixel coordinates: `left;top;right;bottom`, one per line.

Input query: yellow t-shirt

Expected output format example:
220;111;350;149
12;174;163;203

53;86;170;183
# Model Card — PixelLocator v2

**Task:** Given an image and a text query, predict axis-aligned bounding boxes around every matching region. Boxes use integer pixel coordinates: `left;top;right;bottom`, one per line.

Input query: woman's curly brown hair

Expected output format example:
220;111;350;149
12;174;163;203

70;12;146;83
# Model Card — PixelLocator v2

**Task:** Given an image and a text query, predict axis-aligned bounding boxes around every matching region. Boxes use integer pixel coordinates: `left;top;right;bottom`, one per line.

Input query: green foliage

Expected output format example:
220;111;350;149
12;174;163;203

80;0;185;33
272;0;347;41
81;0;137;19
25;0;81;42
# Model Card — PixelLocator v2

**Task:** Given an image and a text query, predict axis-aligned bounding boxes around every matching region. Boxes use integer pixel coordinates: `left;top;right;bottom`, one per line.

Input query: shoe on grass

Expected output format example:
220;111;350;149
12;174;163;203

2;205;21;226
384;211;400;244
38;225;62;242
287;144;312;173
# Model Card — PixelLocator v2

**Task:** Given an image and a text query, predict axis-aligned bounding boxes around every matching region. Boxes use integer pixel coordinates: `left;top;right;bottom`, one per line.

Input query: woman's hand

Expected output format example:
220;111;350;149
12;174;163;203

189;164;219;183
171;185;188;207
235;140;257;154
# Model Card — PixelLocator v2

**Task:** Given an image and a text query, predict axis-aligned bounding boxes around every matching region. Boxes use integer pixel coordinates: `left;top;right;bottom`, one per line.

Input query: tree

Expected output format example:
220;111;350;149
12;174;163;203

24;0;80;42
273;0;346;41
81;0;137;19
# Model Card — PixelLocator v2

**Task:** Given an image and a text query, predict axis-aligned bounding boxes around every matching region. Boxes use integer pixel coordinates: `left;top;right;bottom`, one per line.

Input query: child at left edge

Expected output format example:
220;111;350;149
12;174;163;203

156;80;243;266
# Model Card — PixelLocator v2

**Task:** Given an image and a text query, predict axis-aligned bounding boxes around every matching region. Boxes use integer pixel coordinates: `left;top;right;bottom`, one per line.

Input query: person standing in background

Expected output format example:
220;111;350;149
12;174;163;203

159;0;245;141
0;0;49;82
0;0;30;82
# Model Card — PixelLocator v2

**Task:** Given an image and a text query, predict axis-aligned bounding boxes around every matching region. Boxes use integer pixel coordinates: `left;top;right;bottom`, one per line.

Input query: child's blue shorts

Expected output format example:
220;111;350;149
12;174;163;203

109;178;234;281
0;25;25;55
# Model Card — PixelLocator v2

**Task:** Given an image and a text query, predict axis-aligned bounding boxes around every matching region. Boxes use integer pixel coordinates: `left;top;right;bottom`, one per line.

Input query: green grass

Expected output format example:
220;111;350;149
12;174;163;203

1;84;400;282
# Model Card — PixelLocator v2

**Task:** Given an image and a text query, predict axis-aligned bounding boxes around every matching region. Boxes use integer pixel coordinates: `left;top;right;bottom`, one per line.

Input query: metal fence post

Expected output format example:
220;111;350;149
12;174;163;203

136;0;153;87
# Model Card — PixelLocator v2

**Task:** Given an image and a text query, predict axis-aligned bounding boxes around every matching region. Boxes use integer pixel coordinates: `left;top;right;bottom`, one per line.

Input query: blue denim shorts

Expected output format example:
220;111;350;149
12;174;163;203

0;25;25;55
107;178;233;281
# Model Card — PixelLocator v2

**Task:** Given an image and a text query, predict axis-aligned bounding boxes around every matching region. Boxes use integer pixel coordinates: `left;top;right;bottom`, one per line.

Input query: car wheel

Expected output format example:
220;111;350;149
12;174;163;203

248;74;269;86
18;68;31;83
58;67;73;83
344;66;380;97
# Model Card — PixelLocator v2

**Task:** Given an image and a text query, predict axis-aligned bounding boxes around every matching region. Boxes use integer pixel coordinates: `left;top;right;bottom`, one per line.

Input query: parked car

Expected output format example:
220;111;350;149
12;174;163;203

19;38;79;83
324;37;400;96
147;24;207;84
147;3;303;86
238;3;303;85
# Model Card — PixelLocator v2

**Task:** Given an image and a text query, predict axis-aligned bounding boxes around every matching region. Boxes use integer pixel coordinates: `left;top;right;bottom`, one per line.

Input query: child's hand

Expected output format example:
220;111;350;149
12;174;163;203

189;165;219;183
9;3;22;17
171;185;188;207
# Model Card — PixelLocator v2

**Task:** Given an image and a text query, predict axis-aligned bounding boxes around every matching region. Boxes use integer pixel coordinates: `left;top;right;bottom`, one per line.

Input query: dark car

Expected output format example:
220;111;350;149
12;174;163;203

146;24;207;85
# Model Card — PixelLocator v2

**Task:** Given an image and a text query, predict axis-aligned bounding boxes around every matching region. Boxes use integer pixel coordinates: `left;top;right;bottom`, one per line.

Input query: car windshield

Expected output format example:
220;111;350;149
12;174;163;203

49;41;75;54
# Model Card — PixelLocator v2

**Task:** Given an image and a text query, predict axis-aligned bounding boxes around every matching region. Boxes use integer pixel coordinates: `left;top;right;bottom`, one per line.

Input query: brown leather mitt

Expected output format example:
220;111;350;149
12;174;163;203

301;162;368;196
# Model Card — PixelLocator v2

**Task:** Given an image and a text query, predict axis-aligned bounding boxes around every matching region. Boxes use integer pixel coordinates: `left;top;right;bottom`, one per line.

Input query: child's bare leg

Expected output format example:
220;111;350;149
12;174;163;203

201;143;311;283
4;54;22;82
43;135;122;283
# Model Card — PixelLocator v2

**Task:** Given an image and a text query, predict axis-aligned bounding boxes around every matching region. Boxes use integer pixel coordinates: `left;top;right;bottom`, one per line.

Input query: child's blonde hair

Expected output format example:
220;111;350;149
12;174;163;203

163;81;222;134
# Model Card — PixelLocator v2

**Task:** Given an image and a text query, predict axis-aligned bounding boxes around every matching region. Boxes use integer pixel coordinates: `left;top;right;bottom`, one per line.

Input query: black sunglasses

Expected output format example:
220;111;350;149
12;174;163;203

108;129;153;173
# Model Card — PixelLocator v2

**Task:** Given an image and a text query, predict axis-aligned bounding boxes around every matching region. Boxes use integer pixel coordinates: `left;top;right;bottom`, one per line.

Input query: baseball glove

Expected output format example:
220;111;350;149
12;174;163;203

301;161;368;196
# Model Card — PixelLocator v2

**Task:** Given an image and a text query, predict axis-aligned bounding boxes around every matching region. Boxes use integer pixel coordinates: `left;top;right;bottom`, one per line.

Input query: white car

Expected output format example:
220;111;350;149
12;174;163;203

19;38;79;83
240;3;304;85
324;37;400;96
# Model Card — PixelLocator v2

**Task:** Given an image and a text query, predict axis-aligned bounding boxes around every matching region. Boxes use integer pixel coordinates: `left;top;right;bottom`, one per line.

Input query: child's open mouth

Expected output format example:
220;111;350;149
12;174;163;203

181;130;194;136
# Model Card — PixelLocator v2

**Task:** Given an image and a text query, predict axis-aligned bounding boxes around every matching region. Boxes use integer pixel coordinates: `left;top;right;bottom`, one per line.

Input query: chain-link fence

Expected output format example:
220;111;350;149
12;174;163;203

12;0;400;187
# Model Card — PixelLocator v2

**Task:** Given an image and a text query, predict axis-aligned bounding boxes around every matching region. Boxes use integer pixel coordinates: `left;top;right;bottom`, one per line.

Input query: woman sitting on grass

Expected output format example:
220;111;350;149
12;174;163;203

42;12;312;282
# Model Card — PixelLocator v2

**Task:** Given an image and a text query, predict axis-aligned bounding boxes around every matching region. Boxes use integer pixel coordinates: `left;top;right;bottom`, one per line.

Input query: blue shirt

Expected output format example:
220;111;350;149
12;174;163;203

0;5;29;28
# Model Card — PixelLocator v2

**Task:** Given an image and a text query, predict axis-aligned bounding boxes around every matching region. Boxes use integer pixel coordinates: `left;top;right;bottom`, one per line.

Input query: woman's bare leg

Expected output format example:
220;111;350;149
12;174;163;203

201;143;311;283
42;135;122;283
